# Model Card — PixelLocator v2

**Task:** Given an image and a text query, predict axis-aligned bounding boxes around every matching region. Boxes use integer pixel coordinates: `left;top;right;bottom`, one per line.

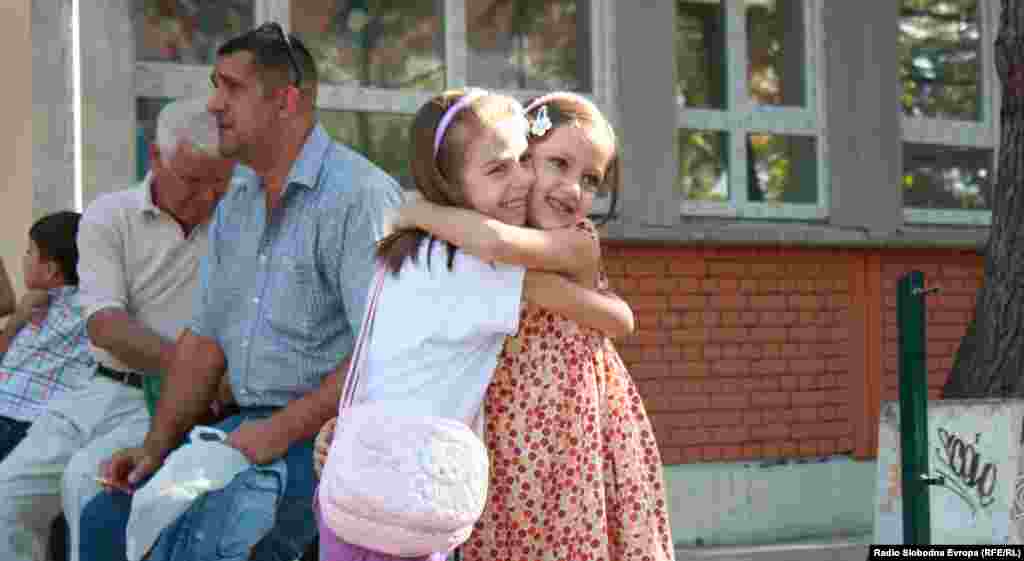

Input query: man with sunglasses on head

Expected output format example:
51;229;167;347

81;22;403;561
0;98;235;561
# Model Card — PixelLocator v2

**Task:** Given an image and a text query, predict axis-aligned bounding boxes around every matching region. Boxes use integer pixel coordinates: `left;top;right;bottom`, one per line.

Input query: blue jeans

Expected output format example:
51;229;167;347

78;408;317;561
0;415;30;462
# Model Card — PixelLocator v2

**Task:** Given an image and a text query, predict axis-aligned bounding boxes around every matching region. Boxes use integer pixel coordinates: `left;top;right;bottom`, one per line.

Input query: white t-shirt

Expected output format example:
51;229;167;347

360;239;524;425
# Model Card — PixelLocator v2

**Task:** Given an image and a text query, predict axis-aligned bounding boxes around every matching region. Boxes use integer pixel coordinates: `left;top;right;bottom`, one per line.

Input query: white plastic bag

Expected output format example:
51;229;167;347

125;426;251;561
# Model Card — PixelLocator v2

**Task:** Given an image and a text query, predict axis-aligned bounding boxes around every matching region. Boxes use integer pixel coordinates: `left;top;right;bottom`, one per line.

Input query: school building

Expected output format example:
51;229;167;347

3;1;995;556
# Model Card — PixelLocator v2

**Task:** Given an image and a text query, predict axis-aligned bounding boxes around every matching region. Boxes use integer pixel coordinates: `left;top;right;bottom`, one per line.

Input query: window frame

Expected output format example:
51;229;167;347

134;0;616;146
899;0;1000;227
677;0;829;221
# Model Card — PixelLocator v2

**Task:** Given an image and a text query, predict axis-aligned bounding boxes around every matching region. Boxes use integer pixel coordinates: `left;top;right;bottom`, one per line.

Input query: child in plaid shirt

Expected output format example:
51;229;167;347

0;212;95;461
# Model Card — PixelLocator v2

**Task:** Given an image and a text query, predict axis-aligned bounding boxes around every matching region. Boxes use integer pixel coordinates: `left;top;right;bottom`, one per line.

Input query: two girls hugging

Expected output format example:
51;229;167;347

315;88;676;561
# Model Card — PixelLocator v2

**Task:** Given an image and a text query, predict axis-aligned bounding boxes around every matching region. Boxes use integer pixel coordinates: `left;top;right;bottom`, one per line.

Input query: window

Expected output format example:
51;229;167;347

676;0;826;219
899;0;999;225
132;0;614;183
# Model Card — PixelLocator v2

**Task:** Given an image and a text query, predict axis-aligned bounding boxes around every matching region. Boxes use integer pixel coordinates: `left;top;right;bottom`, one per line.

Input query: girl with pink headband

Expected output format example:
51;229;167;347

313;89;638;561
396;91;676;560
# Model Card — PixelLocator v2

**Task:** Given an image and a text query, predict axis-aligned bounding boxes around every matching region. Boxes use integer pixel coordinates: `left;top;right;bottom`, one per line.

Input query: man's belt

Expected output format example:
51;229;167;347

95;364;144;390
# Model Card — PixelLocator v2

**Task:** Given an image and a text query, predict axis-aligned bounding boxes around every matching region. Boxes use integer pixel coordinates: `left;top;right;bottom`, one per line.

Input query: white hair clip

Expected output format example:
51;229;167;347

529;105;552;137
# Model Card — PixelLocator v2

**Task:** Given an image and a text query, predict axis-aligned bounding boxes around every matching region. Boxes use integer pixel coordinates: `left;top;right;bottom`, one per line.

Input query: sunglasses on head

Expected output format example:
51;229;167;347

254;22;303;87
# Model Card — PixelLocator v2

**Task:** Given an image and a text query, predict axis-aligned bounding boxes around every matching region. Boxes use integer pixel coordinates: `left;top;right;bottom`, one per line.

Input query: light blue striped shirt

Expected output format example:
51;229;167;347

191;123;403;407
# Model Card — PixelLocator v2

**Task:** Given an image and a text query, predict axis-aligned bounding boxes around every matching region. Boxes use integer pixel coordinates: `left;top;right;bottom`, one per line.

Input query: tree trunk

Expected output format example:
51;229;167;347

942;1;1024;398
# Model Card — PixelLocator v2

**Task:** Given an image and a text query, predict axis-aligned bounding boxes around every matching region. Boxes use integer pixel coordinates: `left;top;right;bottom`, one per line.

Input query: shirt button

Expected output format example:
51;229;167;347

258;254;267;264
252;297;260;305
240;340;249;348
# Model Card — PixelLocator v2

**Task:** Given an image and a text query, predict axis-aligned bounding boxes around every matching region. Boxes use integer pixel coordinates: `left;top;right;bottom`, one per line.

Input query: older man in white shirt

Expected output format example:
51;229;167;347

0;98;235;561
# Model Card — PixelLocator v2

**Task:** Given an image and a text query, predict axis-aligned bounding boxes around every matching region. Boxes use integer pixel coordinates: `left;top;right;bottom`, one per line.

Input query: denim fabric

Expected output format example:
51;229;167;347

0;415;29;462
78;408;317;561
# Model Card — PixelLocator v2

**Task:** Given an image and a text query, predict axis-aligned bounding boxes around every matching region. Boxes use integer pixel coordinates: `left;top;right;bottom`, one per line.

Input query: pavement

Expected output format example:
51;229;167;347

675;536;870;561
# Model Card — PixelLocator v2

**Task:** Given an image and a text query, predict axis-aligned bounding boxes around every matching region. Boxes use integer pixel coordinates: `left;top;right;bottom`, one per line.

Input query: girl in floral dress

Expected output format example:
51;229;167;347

396;92;676;561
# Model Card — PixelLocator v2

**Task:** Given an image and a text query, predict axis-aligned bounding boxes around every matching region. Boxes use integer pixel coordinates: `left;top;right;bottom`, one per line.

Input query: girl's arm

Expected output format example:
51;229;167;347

523;271;634;338
398;200;598;279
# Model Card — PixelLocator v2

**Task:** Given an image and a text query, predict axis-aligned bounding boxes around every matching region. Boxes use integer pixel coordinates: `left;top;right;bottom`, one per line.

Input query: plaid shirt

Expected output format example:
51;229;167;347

0;286;96;422
190;123;403;408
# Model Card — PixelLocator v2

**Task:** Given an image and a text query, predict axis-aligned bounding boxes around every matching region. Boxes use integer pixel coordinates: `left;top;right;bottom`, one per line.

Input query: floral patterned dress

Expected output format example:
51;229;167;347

461;222;675;561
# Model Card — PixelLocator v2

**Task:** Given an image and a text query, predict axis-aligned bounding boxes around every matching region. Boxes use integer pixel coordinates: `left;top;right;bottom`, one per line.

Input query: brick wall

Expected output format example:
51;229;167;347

601;243;983;464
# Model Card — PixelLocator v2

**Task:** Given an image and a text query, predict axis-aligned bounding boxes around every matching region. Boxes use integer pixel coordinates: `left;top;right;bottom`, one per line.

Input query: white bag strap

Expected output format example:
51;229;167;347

338;262;387;413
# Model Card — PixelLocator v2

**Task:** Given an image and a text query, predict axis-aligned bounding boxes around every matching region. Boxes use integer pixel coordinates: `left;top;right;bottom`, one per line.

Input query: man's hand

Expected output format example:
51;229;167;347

225;419;291;465
210;374;235;418
98;446;166;494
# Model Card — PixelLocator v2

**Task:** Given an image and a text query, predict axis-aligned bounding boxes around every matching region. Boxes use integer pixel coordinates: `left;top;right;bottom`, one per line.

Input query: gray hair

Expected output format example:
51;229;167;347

154;98;220;164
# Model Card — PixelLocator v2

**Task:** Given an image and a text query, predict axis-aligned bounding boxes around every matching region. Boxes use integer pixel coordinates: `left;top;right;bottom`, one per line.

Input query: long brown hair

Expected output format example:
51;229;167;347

523;93;620;224
377;89;524;274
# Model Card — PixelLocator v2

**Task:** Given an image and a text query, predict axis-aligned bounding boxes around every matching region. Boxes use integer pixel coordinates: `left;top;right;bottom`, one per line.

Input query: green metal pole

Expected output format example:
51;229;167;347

896;271;931;544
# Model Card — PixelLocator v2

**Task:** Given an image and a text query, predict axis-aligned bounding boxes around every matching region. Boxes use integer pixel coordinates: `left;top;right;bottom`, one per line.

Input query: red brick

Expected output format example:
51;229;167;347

630;363;670;380
750;263;787;278
749;295;788;311
627;259;668;276
791;359;827;375
713;360;751;376
660;447;685;465
799;376;821;390
743;411;763;425
672;428;710;446
669;294;707;311
791;391;828;407
709;327;747;342
703;345;723;360
748;327;788;343
751;360;788;375
791;422;853;439
758;279;782;292
708;262;748;277
630;295;669;311
799;442;819;456
627;331;670;345
671;328;707;344
751;392;790;408
751;423;790;439
710;294;748;310
780;376;800;391
668;260;706;276
790;295;822;310
762;344;783;358
720;445;745;461
702;446;724;461
818;440;838;456
710;393;750;409
837;437;855;452
702;410;743;426
671;394;710;410
796;407;819;422
677;277;701;293
711;426;750;444
739;279;760;293
789;327;819;343
675;362;708;377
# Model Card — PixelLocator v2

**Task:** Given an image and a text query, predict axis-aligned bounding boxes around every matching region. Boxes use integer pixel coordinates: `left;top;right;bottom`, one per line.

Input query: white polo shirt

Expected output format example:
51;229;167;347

360;239;524;425
76;174;210;375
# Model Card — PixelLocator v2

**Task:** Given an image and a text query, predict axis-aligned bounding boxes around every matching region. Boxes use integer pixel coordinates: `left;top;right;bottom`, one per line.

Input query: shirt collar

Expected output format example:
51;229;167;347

283;123;332;191
138;172;163;217
47;285;77;303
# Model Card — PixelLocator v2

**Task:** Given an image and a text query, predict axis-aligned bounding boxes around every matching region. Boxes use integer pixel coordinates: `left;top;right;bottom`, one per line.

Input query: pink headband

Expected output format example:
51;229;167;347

433;89;488;157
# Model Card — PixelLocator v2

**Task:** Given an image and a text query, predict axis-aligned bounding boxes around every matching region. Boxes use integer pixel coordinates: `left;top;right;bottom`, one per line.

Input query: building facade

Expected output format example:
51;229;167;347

10;0;995;549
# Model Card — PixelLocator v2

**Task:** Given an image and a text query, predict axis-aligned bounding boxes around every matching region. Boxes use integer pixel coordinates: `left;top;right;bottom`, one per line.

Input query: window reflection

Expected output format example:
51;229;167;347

899;0;981;121
679;129;729;202
135;1;252;64
747;133;817;204
746;0;805;107
290;0;444;90
319;111;414;185
676;0;725;109
467;0;590;91
903;143;991;210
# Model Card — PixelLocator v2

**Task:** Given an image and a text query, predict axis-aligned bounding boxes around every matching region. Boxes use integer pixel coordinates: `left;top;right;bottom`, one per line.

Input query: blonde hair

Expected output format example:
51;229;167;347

377;89;525;273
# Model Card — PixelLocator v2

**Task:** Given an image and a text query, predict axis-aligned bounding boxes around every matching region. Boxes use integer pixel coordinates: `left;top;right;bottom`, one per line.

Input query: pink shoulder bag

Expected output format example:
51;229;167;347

318;263;491;557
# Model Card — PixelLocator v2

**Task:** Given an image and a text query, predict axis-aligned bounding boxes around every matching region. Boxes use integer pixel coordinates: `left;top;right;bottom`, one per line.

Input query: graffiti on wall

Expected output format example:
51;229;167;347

934;428;998;517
